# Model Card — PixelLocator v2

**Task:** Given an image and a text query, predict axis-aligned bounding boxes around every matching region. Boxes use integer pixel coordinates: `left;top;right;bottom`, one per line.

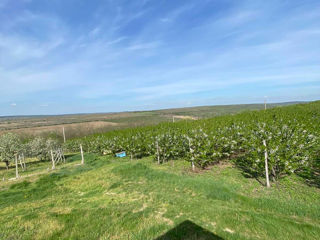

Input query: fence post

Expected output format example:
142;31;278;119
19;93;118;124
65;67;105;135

156;141;160;164
63;127;66;143
263;139;270;188
15;155;19;179
188;138;195;171
191;161;195;172
51;150;55;170
80;144;84;165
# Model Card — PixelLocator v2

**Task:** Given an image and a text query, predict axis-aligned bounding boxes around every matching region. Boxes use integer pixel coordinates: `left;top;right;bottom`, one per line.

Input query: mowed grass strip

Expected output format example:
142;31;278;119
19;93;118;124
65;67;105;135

0;154;319;240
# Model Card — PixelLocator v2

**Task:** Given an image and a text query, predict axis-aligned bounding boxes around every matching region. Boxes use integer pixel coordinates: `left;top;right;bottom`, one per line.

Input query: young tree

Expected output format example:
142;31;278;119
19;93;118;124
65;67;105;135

0;133;22;169
28;137;48;161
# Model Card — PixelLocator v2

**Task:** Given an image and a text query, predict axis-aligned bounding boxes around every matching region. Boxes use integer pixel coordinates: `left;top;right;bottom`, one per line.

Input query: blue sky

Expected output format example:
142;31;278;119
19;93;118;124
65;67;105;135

0;0;320;115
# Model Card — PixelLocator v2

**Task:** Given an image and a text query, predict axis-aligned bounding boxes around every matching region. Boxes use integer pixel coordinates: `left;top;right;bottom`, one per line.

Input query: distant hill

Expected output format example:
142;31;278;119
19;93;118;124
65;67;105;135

0;101;308;138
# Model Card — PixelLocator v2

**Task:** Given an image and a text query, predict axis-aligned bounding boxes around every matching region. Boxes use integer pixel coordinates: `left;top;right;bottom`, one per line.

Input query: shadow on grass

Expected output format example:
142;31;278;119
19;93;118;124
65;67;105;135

154;220;223;240
232;156;265;186
234;154;320;188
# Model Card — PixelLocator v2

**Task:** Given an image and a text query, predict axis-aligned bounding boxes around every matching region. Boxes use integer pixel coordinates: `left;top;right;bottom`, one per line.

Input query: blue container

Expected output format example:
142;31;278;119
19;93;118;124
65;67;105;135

115;151;126;158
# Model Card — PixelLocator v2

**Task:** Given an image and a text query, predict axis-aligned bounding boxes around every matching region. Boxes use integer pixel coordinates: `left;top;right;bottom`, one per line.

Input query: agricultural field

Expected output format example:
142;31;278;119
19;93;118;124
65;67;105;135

0;102;298;139
0;101;319;239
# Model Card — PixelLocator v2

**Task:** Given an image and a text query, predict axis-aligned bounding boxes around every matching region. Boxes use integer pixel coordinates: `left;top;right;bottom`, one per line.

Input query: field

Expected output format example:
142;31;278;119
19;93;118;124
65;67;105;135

0;102;298;139
1;154;319;240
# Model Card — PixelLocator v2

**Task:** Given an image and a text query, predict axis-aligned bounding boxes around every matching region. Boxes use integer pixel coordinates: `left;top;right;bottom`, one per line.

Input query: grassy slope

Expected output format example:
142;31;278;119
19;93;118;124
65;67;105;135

0;154;319;240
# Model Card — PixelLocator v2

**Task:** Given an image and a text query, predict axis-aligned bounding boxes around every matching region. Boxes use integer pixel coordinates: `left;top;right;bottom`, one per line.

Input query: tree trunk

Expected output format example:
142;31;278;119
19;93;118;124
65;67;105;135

15;155;19;179
22;153;26;170
5;161;9;170
271;167;276;182
51;150;55;170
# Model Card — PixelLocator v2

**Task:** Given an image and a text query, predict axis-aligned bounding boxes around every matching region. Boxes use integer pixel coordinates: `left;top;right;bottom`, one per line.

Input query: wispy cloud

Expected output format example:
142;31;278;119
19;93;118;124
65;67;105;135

0;0;319;115
127;41;160;50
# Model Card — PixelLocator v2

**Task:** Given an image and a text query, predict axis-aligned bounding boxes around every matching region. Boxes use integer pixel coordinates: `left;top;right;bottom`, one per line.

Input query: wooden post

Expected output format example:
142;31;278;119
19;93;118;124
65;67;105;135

62;127;66;143
61;149;66;163
51;150;55;170
263;140;270;188
80;144;84;165
156;141;160;164
188;138;195;171
15;155;19;179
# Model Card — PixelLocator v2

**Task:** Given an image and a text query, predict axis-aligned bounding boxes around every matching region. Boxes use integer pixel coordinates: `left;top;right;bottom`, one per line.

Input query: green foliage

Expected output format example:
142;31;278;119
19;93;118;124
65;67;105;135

27;137;61;161
65;101;320;183
0;133;21;167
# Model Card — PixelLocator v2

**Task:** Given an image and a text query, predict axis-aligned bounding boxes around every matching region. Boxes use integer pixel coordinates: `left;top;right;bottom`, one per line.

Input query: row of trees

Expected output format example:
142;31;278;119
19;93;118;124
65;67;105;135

65;102;320;186
1;102;319;187
0;133;61;169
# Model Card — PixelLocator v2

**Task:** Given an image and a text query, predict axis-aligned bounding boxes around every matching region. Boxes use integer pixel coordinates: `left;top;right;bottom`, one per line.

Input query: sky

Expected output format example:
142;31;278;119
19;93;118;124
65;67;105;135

0;0;320;116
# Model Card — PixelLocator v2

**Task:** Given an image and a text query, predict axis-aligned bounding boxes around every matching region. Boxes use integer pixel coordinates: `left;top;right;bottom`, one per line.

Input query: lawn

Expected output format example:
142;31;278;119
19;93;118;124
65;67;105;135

0;154;319;240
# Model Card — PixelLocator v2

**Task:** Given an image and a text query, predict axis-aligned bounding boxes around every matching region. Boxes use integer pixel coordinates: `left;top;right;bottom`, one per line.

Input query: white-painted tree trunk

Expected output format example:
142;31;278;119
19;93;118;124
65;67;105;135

22;153;26;170
15;155;19;179
51;150;55;170
191;161;195;172
80;144;84;165
263;140;270;188
62;149;66;163
19;155;23;169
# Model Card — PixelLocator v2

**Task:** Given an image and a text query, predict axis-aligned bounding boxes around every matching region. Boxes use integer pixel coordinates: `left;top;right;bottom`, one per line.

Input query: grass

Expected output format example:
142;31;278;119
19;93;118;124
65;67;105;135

0;154;319;239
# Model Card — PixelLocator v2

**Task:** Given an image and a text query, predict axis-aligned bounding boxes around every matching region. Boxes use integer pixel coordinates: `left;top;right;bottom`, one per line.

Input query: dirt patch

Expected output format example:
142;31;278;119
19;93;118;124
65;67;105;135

182;160;233;175
173;115;198;120
1;121;121;137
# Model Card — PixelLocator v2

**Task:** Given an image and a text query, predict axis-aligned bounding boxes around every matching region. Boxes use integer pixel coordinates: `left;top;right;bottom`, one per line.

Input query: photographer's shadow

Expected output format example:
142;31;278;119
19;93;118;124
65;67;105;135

154;220;223;240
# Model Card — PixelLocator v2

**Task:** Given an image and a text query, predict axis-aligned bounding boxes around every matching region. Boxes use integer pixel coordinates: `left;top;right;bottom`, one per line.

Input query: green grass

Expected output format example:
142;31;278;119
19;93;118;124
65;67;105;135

0;154;319;239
